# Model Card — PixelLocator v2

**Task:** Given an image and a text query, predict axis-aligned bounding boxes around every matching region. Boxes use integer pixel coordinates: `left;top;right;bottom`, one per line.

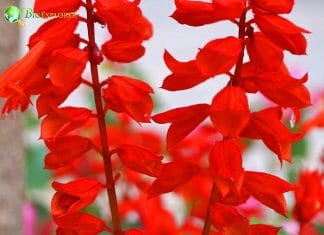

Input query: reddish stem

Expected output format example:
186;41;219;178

232;10;247;86
85;0;123;234
202;183;218;235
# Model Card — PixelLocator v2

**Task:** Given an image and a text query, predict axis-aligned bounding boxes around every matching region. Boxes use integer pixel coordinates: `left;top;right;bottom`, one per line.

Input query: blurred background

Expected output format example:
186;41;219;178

0;0;323;234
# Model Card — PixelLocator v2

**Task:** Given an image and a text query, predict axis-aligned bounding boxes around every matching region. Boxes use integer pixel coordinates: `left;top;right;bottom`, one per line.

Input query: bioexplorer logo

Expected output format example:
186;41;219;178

3;6;77;27
4;6;24;26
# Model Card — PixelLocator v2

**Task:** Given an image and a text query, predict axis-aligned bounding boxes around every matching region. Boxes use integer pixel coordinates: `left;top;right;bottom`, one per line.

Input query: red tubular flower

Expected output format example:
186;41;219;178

171;0;245;26
147;161;200;198
162;50;208;91
210;86;250;137
34;0;82;13
28;18;80;52
40;107;92;140
0;41;47;115
212;0;246;19
103;75;154;123
211;204;281;234
254;13;310;55
152;104;210;148
44;135;92;169
243;171;292;216
94;0;153;62
116;144;163;177
246;32;283;71
293;171;324;224
240;63;311;109
241;107;301;163
251;0;294;14
51;178;103;217
171;0;221;26
49;48;88;87
211;203;250;234
209;139;244;198
55;212;107;235
196;37;243;77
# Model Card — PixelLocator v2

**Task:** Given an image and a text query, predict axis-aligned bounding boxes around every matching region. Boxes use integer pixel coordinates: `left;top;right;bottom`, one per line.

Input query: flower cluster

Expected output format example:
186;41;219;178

151;0;314;234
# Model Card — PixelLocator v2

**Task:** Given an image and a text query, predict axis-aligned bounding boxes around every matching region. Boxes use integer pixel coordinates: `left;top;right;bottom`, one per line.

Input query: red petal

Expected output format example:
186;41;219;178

241;107;301;163
40;107;92;140
44;136;92;169
249;224;281;235
244;171;292;215
196;37;243;77
103;76;153;122
29;18;79;52
147;161;200;198
255;13;309;55
209;139;244;197
49;48;87;86
117;145;163;177
162;50;208;91
152;104;210;148
51;178;102;216
171;0;221;26
247;32;283;71
251;0;294;14
101;40;145;63
210;203;250;234
210;86;250;137
212;0;246;19
54;213;106;234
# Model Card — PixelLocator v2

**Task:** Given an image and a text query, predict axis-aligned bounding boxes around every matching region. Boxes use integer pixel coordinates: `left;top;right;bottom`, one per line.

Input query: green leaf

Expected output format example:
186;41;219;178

25;144;50;189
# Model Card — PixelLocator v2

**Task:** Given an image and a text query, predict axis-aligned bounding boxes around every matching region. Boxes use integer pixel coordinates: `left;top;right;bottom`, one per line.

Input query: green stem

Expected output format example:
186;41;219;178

85;0;122;234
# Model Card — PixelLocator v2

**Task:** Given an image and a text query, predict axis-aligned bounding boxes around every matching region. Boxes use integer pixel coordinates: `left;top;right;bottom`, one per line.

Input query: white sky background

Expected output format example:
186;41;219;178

20;0;324;170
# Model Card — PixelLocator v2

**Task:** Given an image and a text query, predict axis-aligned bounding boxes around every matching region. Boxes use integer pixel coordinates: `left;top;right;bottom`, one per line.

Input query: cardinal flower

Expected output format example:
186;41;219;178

94;0;152;62
293;170;324;224
0;41;47;115
51;178;103;217
103;75;154;122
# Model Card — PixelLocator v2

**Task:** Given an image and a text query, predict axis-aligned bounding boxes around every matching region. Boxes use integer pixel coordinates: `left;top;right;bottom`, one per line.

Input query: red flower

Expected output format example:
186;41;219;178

196;37;243;77
103;76;154;122
243;171;292;215
34;0;82;13
55;212;108;235
211;203;250;234
246;32;283;71
210;86;250;137
44;135;92;169
152;104;210;148
171;0;245;26
147;161;200;198
240;63;311;109
251;0;294;14
28;18;80;53
211;204;281;234
94;0;152;62
51;178;103;216
49;48;88;87
209;139;244;197
40;107;92;140
293;171;324;224
0;41;47;115
116;144;163;177
254;13;310;55
241;107;301;163
162;50;208;91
